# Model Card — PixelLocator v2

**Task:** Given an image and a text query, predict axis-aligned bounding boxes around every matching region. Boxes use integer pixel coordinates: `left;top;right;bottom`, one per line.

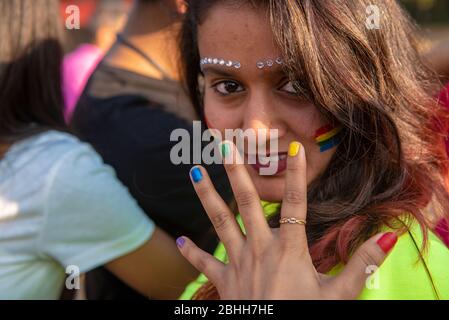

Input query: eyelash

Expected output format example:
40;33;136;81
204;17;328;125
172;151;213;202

211;80;300;97
212;81;244;96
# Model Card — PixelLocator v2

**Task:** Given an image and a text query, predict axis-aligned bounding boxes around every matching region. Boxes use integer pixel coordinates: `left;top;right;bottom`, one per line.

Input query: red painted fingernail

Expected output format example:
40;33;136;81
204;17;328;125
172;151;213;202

376;232;397;254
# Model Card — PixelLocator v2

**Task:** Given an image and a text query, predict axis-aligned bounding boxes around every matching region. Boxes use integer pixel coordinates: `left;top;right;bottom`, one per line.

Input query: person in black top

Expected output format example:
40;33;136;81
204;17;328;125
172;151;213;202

71;0;231;300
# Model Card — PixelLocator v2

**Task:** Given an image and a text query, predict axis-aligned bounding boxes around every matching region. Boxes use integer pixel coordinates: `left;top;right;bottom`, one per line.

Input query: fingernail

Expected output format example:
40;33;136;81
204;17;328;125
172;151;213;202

376;232;398;254
220;142;231;158
176;237;186;248
288;141;301;157
190;167;203;183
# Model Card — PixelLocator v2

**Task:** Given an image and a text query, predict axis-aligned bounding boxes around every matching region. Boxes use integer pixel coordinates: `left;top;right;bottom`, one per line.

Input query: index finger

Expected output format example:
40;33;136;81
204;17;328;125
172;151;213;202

189;165;245;260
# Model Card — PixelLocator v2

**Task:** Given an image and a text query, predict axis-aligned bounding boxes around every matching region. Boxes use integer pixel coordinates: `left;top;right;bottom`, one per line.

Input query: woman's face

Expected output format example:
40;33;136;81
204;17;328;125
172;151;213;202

198;4;337;202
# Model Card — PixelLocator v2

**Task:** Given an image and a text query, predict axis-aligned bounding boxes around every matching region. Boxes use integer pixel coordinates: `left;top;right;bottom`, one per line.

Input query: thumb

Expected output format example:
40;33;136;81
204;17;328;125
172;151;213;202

331;232;398;299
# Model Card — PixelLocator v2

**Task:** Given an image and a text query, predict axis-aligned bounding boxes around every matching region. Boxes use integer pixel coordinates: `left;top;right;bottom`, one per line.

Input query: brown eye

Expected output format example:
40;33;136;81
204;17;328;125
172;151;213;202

215;81;244;95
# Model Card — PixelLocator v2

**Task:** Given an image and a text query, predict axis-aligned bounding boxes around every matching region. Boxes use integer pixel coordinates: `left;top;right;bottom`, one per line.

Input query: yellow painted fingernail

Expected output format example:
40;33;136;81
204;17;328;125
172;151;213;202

288;141;301;157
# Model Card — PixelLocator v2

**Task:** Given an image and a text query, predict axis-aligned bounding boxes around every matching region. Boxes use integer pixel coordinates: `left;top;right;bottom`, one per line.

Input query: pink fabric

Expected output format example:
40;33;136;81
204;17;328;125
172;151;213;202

62;44;104;123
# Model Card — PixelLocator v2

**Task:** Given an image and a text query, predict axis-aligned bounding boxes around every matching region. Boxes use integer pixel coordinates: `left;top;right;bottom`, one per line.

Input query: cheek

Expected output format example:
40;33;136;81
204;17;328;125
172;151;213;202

203;97;241;132
283;105;325;145
283;107;336;177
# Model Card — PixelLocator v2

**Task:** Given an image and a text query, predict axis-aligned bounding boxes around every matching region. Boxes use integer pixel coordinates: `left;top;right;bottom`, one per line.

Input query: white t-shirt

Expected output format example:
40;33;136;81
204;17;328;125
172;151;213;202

0;130;155;299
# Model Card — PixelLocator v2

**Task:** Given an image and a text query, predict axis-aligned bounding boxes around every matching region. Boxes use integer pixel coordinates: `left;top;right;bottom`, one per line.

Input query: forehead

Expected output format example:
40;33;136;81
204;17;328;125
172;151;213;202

197;3;281;71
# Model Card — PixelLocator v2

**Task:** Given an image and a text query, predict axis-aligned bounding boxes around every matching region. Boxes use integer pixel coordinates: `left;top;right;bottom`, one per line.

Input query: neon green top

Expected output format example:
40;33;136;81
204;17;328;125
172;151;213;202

180;202;449;300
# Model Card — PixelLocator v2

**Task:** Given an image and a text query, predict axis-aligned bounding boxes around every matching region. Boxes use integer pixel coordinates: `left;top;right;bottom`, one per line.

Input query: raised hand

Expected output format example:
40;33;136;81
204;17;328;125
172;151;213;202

177;141;397;300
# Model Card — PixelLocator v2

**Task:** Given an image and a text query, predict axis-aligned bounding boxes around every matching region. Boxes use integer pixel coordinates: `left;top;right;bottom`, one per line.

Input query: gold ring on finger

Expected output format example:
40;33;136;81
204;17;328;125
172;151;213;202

279;217;307;225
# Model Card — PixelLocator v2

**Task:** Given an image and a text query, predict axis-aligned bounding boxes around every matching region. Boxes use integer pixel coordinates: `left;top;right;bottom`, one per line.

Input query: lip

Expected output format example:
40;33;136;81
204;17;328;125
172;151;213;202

245;152;288;175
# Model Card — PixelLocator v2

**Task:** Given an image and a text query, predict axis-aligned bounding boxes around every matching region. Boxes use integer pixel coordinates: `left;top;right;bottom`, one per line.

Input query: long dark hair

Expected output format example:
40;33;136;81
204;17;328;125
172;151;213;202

179;0;449;299
0;0;65;151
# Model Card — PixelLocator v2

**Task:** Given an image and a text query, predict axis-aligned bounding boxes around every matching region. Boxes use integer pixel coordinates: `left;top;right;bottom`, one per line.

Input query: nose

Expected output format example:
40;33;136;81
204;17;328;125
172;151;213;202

241;91;287;142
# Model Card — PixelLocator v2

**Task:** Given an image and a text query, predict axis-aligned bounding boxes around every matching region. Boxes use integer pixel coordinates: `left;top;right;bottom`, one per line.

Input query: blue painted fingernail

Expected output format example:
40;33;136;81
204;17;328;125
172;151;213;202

190;167;203;183
176;237;186;248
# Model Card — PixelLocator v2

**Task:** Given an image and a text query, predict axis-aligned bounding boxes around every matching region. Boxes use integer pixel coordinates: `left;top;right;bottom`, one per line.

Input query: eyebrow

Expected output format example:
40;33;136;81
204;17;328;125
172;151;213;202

202;65;287;78
201;66;237;77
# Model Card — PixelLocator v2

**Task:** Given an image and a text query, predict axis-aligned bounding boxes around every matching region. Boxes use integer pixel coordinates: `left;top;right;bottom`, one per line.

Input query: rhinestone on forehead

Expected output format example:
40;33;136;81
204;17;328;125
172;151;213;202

256;57;283;69
199;57;284;70
200;57;242;71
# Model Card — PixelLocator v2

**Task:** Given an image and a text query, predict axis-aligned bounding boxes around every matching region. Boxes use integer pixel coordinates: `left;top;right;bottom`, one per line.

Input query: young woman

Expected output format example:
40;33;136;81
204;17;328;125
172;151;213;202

175;0;449;299
0;0;197;299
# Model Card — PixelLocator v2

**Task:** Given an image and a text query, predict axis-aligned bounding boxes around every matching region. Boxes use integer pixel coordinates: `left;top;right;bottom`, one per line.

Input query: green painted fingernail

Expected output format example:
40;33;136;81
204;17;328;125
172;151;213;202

221;142;231;157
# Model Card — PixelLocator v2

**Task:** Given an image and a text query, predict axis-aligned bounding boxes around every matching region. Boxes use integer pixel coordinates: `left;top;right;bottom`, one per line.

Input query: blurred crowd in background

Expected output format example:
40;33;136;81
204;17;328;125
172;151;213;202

61;0;449;49
58;0;449;124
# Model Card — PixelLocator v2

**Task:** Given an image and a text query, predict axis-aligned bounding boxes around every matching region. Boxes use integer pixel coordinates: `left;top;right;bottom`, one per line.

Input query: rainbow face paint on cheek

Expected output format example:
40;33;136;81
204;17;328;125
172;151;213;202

314;124;343;152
